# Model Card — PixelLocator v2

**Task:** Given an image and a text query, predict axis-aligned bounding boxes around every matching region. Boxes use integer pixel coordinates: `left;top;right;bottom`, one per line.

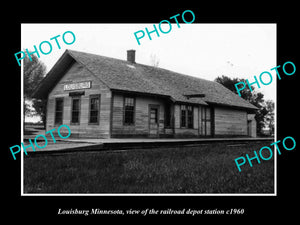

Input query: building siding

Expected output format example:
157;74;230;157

46;62;111;138
34;50;258;139
44;62;251;139
111;93;166;137
214;107;247;136
173;104;199;137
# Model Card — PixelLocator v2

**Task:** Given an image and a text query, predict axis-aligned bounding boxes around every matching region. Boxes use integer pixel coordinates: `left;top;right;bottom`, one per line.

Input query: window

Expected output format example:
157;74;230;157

164;103;171;127
206;107;211;136
89;95;100;124
180;105;194;128
150;108;158;124
187;106;193;128
180;105;186;127
55;98;64;125
71;97;80;124
124;97;135;125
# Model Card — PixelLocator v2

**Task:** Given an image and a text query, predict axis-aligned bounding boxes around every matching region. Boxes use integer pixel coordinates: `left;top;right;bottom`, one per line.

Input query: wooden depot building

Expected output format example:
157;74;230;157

32;49;258;139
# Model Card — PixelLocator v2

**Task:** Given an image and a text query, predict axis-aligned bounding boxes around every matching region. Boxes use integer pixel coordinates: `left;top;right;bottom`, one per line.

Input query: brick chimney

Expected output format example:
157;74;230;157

127;49;136;63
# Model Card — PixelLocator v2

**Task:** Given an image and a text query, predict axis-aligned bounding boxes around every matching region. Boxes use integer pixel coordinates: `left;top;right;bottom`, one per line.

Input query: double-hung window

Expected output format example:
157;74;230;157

71;97;80;124
55;98;64;125
180;105;186;128
180;105;194;128
124;97;135;125
89;95;100;124
187;106;193;128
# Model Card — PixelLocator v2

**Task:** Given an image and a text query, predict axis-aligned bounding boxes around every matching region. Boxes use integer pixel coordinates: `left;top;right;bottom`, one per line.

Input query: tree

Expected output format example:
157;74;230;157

215;75;270;136
150;53;160;68
215;75;253;101
264;100;275;135
24;51;47;127
24;53;46;98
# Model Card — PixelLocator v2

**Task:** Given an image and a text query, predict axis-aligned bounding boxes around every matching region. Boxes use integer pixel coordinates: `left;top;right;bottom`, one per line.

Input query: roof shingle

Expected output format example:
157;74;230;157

33;49;257;111
67;50;257;110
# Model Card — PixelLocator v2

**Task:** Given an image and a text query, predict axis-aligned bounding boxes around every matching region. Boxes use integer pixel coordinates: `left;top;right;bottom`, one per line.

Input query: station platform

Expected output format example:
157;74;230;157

23;135;274;154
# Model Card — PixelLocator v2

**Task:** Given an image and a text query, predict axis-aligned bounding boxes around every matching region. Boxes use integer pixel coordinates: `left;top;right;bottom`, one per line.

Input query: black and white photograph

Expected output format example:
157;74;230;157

21;23;276;195
4;5;298;220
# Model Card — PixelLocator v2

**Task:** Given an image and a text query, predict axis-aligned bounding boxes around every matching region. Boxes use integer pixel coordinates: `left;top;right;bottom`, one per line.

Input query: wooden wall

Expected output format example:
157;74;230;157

45;61;250;139
111;93;166;137
214;107;248;136
174;105;249;137
173;104;199;137
112;98;211;138
112;99;249;138
46;62;111;138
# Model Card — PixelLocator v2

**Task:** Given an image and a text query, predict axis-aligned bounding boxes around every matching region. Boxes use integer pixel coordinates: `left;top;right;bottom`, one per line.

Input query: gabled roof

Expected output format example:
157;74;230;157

33;49;257;111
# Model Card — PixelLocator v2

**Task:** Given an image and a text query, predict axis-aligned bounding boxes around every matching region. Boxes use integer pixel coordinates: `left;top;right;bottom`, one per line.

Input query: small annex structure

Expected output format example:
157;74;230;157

32;49;258;139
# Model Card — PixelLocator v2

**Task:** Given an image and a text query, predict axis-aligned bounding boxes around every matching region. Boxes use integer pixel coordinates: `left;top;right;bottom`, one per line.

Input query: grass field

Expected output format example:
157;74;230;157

23;141;274;194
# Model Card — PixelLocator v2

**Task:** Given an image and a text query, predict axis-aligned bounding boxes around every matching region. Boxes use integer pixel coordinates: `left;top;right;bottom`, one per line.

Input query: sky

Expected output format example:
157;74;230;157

22;23;276;122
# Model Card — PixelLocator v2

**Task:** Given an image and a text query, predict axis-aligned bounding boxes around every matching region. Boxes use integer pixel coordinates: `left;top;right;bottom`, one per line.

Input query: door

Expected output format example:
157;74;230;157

247;120;252;136
200;106;214;136
149;105;159;137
